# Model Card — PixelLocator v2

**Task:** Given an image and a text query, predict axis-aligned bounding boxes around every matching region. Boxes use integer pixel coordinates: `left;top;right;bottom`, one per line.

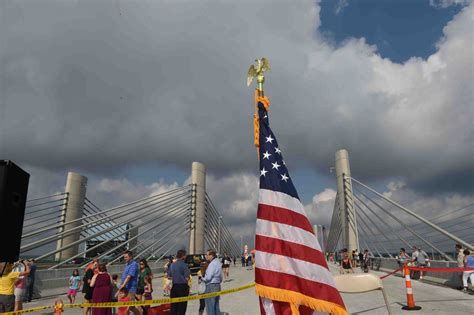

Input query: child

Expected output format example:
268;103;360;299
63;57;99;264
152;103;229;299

197;262;208;315
67;269;81;303
163;273;171;297
110;274;119;315
117;287;130;315
143;276;153;314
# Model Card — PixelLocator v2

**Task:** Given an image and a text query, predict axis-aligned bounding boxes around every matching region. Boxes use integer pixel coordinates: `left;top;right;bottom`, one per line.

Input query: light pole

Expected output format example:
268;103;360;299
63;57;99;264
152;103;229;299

218;216;222;255
240;235;243;254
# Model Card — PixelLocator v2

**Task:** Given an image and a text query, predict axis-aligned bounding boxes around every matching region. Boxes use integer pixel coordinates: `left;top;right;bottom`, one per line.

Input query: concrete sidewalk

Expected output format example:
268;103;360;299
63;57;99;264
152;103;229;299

20;263;473;314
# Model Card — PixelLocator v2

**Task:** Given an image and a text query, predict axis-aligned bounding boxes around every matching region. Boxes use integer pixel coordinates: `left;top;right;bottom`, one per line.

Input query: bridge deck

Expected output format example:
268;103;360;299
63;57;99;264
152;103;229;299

24;263;473;314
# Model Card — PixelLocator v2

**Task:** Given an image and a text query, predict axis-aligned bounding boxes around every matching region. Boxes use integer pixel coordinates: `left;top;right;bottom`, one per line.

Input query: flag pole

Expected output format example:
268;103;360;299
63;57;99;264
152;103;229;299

247;58;271;153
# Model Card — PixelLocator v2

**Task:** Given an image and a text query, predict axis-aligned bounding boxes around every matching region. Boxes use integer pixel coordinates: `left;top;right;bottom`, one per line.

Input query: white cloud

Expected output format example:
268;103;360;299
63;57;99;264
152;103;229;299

92;177;180;207
313;188;337;204
430;0;471;8
335;0;349;15
1;1;472;194
383;181;406;198
3;1;473;254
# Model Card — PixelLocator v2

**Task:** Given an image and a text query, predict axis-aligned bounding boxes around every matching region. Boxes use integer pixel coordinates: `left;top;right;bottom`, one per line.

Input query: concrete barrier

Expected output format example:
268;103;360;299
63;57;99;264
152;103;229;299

375;258;461;288
33;264;165;299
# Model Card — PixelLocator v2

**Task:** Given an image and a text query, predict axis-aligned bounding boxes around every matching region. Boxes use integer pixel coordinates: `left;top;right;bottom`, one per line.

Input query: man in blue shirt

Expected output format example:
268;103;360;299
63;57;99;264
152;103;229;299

120;250;140;315
167;249;190;315
202;249;223;315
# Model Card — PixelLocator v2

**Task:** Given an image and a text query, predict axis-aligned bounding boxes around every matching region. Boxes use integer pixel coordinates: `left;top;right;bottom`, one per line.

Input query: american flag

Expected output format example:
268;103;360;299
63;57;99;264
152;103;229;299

254;98;347;315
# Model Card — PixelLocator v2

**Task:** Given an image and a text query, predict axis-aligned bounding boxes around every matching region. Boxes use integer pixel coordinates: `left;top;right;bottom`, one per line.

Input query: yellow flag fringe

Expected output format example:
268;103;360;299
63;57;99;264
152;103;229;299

254;89;270;150
255;284;348;315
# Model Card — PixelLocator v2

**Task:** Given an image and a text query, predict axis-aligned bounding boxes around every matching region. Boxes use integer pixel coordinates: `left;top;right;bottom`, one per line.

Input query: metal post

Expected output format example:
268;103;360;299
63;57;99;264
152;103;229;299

240;235;243;254
335;149;359;252
55;172;87;261
218;216;222;254
189;162;206;254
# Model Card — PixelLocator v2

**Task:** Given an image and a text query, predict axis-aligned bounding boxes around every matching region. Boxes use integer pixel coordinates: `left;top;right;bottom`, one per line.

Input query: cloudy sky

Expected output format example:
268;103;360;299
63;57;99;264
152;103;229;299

1;0;473;249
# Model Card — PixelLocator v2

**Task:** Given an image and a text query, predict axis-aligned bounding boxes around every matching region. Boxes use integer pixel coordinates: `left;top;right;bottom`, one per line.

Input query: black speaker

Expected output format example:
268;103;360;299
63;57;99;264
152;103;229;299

0;160;30;262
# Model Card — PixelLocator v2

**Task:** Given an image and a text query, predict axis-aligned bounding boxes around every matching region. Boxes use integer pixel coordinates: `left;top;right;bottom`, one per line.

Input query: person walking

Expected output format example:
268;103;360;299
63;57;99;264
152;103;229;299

398;248;410;276
12;260;28;311
411;246;428;280
202;249;223;315
197;261;208;315
116;288;131;315
25;259;36;303
167;249;190;315
67;269;82;304
462;249;474;293
143;276;153;315
0;261;30;312
362;249;370;273
358;251;364;270
340;250;353;274
82;260;97;315
91;264;112;315
221;253;231;282
456;244;465;289
136;259;152;314
110;275;119;315
119;251;140;315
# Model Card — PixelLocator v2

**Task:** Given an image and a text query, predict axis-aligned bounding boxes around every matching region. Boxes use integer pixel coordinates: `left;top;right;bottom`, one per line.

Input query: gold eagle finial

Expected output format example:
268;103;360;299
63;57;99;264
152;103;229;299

247;57;271;92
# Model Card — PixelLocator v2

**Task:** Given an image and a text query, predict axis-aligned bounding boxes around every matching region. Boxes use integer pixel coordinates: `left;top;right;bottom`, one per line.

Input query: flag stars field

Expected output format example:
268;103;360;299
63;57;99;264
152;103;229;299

263;151;272;159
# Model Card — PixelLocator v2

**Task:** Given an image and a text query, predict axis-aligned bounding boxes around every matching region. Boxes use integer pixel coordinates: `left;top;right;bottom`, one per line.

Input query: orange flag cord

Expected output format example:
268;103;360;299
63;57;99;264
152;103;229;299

254;89;270;150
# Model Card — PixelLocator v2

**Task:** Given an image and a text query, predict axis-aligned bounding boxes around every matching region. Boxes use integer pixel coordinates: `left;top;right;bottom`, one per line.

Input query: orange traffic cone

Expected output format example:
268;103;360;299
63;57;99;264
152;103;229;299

401;265;422;311
54;299;64;315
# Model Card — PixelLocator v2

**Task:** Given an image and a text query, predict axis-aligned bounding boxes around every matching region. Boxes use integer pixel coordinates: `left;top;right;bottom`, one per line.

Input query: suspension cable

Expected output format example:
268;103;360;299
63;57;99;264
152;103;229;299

349;176;473;251
29;198;191;260
21;190;191;250
353;186;454;261
22;185;191;239
52;207;190;269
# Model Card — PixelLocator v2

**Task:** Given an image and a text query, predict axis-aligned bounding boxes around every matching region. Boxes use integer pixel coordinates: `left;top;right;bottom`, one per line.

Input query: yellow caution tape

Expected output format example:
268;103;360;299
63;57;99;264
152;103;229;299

5;282;256;313
3;305;53;314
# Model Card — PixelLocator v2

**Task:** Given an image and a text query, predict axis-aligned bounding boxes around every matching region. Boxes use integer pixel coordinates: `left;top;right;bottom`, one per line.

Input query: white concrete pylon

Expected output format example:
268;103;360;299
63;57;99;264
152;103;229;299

189;162;206;254
55;172;87;261
335;149;359;252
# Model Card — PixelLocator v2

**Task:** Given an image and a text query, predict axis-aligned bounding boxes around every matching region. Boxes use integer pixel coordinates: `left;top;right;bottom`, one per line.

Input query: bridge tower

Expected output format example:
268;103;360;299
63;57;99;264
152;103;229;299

189;162;206;254
335;149;359;252
55;172;87;261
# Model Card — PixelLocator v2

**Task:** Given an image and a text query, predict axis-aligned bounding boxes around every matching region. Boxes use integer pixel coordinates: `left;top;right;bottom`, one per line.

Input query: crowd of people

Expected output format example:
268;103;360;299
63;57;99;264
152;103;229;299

75;251;154;315
327;248;371;274
327;244;474;292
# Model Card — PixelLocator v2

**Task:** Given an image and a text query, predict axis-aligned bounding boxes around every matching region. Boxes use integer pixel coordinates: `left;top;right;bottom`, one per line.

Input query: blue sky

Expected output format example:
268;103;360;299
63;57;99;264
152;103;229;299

319;0;464;63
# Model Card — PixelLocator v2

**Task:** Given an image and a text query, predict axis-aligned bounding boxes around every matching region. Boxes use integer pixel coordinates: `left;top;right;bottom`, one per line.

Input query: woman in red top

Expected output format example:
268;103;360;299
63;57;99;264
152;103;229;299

117;288;130;315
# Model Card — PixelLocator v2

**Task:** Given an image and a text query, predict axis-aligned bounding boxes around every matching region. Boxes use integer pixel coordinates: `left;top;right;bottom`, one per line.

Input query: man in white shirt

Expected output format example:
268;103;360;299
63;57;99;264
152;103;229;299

411;246;428;280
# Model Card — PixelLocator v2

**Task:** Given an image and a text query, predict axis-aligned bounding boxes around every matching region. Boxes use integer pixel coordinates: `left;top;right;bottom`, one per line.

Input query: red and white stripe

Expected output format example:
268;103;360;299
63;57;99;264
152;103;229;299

256;189;345;313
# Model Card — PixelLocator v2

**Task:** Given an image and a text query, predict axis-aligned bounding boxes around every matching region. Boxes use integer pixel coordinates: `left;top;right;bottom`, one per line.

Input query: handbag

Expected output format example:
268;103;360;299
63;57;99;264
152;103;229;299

198;281;206;294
